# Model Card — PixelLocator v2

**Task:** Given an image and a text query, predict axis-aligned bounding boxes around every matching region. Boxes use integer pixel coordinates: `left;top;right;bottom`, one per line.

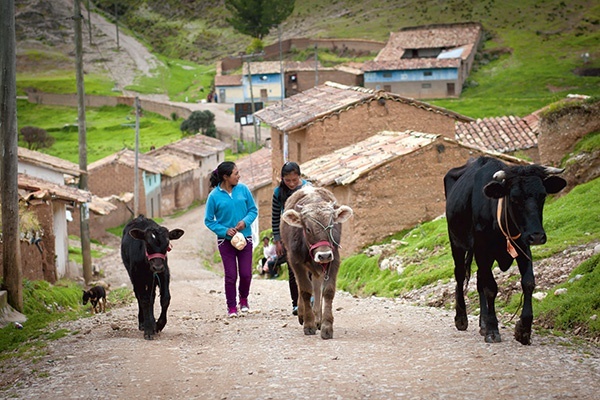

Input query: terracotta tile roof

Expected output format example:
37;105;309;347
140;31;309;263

88;195;118;215
215;74;242;86
153;134;228;158
255;81;472;132
376;23;482;62
300;131;440;186
234;147;272;191
18;173;91;203
152;153;198;177
18;147;83;176
455;116;538;153
88;149;168;175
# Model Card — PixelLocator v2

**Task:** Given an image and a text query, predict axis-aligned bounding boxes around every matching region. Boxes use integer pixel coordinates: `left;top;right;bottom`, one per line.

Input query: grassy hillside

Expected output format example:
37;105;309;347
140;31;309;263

15;0;599;118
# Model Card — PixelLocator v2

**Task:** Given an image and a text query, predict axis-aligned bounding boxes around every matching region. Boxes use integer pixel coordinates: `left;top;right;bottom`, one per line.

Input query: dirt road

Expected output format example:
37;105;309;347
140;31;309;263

1;204;599;399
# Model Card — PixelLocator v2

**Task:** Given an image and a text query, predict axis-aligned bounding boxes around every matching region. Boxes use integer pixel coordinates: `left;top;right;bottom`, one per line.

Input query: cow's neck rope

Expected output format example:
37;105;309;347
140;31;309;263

497;197;531;261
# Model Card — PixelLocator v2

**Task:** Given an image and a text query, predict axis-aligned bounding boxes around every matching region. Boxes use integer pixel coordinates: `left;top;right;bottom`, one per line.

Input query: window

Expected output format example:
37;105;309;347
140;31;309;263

422;83;431;89
382;72;392;78
424;71;432;77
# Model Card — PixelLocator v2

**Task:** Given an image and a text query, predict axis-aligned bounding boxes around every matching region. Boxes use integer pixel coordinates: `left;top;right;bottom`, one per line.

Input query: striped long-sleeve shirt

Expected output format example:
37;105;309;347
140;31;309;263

271;180;309;242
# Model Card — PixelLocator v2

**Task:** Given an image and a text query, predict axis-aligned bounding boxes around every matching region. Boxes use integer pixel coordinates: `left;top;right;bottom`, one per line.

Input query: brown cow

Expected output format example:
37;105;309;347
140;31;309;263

280;186;353;339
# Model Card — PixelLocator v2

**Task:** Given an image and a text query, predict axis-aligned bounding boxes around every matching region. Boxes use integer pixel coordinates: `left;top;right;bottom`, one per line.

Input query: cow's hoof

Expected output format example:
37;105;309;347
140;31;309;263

298;316;304;325
144;333;155;340
156;320;166;332
484;330;501;343
138;323;144;331
321;327;333;340
514;321;532;345
454;315;468;331
304;326;317;335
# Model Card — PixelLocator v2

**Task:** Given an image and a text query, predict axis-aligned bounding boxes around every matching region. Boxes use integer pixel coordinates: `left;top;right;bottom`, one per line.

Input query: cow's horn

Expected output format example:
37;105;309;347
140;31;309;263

493;170;506;182
544;166;565;175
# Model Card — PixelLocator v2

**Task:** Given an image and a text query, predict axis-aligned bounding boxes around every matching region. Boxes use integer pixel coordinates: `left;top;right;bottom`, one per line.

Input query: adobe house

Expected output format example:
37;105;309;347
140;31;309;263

363;22;483;99
14;147;90;280
254;81;472;183
299;130;515;257
455;115;539;162
148;134;228;201
234;147;273;235
215;74;244;104
151;152;201;215
88;149;168;219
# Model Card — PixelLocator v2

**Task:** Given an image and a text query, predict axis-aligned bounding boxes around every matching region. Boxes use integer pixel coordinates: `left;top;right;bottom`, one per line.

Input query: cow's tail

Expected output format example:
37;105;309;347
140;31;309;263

463;249;473;292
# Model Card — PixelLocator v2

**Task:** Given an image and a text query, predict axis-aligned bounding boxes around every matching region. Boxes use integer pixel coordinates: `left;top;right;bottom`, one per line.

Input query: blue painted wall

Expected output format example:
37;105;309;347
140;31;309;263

364;68;458;83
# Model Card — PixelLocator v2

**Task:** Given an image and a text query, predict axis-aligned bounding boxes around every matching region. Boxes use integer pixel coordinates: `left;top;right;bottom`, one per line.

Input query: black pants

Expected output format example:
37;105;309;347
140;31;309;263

288;264;298;308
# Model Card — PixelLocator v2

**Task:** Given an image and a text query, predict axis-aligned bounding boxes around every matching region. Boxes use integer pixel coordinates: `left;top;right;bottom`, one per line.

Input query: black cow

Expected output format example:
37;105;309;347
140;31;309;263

121;215;184;340
280;186;353;339
444;156;566;344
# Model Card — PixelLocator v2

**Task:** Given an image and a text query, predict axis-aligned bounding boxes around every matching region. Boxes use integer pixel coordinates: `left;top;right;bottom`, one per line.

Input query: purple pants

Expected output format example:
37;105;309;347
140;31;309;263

218;237;253;309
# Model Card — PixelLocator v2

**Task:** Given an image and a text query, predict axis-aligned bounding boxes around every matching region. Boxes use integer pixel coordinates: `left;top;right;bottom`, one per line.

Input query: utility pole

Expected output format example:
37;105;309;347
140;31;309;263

240;52;264;149
279;24;285;109
1;0;23;312
74;0;92;284
86;0;92;45
134;97;140;216
114;1;120;51
314;44;319;87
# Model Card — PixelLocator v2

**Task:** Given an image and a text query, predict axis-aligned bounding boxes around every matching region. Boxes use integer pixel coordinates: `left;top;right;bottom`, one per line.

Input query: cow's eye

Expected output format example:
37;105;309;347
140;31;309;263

305;227;311;233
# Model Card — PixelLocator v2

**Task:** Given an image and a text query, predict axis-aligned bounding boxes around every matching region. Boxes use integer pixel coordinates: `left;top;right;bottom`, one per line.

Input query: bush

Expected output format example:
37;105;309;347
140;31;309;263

20;126;55;150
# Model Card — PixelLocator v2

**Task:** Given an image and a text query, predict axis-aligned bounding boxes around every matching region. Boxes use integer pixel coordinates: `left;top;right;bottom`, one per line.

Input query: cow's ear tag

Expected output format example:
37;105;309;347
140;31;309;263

507;239;518;258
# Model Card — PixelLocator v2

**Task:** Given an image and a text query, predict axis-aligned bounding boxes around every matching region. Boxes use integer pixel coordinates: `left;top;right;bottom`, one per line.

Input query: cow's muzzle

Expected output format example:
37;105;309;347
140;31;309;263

310;240;334;264
147;251;167;273
527;232;547;245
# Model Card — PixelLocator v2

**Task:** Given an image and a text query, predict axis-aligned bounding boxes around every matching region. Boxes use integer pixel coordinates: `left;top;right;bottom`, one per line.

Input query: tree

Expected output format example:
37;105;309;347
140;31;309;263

20;126;55;150
225;0;295;39
180;110;217;137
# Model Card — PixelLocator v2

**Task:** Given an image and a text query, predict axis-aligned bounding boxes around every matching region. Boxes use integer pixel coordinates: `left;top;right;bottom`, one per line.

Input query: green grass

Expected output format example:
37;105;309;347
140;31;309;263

125;56;216;103
535;254;600;336
0;280;135;361
16;100;185;164
17;70;118;97
0;280;82;361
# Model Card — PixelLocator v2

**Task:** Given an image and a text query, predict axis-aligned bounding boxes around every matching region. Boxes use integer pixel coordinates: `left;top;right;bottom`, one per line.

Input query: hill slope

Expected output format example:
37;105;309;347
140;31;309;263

15;0;600;116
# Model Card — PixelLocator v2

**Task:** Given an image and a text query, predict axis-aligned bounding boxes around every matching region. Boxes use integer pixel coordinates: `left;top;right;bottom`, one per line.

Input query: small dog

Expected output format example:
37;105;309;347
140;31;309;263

82;286;107;314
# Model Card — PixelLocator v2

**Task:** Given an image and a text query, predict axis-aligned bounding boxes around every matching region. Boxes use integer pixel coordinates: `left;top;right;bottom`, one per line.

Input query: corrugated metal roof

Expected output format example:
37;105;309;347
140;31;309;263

455;116;538;153
301;131;440;186
234;147;272;191
88;149;168;175
255;81;472;132
18;173;91;203
376;23;482;62
18;147;83;176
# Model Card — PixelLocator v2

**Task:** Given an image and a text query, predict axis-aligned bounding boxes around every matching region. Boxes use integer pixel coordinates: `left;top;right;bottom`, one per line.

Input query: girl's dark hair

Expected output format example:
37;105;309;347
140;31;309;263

278;161;301;206
209;161;236;188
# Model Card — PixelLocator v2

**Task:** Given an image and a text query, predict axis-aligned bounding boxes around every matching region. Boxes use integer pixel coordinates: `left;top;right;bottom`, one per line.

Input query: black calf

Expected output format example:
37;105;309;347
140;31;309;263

121;215;184;340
